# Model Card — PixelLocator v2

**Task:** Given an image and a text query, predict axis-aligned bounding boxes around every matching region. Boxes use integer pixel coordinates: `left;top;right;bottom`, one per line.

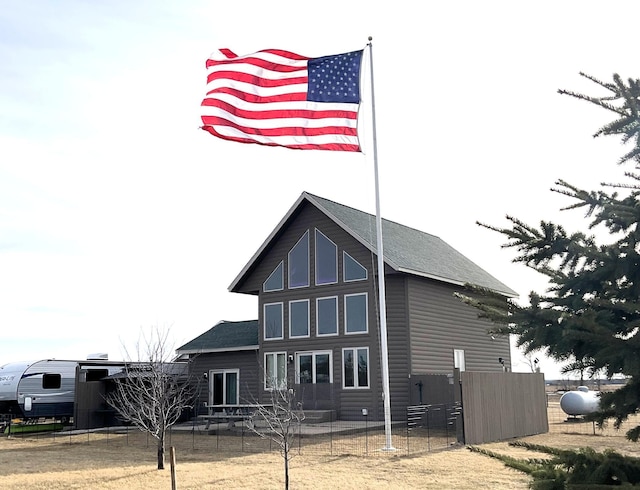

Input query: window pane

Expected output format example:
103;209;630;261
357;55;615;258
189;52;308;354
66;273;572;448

43;373;61;390
277;353;286;388
316;354;330;384
265;354;275;389
345;294;367;333
343;349;354;387
225;372;238;404
264;303;283;339
299;354;312;384
288;231;309;288
357;349;369;387
344;252;367;281
290;300;309;337
264;262;284;291
317;297;338;335
315;229;337;285
212;372;224;405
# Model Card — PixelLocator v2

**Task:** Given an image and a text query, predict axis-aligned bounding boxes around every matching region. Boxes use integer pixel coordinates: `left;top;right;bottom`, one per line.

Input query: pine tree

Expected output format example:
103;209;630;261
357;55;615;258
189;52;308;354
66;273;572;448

457;73;640;441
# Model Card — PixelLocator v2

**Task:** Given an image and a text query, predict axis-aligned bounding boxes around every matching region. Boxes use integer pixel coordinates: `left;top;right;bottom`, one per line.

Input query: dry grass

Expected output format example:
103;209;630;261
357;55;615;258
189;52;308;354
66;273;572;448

1;401;638;490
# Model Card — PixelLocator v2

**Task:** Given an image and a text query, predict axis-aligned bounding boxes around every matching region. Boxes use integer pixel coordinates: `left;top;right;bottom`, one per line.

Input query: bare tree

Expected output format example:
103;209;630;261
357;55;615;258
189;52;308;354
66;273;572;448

248;380;304;490
106;326;194;470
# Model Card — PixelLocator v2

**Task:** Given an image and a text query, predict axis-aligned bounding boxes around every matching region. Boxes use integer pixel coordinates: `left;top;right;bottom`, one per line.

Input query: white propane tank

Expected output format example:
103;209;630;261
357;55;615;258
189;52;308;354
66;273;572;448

559;386;600;416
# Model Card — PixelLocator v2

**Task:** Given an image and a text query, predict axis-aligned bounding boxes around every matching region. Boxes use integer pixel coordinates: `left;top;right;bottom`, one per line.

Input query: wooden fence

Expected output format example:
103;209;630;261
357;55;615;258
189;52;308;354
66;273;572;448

460;371;548;444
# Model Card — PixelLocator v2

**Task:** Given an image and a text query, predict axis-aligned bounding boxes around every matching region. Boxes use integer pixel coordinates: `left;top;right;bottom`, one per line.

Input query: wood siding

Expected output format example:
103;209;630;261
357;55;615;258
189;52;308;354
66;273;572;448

407;277;511;373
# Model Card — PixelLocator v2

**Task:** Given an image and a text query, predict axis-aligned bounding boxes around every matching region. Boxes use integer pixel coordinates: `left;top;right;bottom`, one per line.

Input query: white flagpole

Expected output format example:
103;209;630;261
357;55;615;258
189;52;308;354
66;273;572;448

367;37;395;451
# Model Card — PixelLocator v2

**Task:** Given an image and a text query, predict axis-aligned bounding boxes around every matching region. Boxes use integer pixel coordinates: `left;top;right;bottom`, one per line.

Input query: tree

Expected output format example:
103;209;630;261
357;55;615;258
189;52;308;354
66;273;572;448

248;379;304;490
457;73;640;441
106;327;195;469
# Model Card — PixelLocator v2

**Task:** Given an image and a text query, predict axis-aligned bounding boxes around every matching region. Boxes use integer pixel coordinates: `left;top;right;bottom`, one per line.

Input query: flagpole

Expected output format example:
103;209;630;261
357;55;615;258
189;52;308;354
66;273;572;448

367;37;394;451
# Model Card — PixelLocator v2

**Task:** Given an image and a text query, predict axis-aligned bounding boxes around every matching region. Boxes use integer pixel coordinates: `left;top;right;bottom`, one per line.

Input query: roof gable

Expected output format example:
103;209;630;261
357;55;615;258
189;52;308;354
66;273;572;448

176;320;259;353
229;192;517;297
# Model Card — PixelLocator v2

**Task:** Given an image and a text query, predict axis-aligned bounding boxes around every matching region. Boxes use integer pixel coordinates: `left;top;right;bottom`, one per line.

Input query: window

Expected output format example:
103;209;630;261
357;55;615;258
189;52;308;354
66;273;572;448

343;252;367;282
42;373;61;389
85;369;108;382
316;296;338;336
264;302;283;340
263;261;284;292
454;349;466;372
289;300;310;338
343;348;369;389
315;229;337;285
265;352;286;390
288;231;309;288
345;293;368;334
297;351;332;384
209;369;239;405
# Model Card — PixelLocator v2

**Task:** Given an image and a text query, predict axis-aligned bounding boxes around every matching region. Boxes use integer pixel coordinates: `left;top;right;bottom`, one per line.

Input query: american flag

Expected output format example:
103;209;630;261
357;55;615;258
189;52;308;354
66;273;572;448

201;48;363;152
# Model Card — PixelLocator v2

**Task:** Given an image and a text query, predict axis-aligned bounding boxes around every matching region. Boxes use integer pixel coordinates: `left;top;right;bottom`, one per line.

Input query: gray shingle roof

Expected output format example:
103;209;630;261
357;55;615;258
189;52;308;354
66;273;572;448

176;320;258;354
306;193;517;297
229;192;517;297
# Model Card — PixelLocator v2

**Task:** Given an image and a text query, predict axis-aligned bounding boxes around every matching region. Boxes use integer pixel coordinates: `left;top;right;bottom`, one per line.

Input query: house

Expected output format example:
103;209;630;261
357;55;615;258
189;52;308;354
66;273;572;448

177;191;517;421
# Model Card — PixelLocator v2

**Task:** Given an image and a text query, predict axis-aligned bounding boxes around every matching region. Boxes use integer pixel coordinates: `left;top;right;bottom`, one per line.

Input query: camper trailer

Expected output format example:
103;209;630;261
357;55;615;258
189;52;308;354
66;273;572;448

0;359;124;422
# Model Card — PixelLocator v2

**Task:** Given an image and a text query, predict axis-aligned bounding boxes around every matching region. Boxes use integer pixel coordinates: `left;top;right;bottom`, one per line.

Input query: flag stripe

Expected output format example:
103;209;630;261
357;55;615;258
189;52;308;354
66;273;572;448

200;48;362;152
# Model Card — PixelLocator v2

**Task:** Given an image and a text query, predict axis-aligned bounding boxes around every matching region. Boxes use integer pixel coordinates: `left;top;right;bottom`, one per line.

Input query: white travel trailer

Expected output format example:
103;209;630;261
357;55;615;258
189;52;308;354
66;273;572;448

0;359;124;421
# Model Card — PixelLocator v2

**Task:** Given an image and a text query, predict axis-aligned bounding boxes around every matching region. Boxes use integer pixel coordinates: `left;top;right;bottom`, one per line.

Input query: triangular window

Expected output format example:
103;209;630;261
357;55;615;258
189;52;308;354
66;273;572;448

343;252;367;282
263;261;284;292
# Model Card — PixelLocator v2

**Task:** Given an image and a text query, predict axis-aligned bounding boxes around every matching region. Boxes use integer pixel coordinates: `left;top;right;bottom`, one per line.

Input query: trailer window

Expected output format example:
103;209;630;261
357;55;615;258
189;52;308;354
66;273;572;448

42;373;61;389
86;369;108;382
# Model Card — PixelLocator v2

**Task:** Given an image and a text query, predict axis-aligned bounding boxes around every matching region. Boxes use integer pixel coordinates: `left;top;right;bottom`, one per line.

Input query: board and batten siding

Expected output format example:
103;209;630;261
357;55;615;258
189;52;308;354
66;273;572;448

407;277;511;373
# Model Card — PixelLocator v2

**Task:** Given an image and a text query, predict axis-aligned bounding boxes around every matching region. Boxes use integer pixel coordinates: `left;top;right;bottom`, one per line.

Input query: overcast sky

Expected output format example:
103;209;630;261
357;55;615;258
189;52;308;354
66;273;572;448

1;1;638;379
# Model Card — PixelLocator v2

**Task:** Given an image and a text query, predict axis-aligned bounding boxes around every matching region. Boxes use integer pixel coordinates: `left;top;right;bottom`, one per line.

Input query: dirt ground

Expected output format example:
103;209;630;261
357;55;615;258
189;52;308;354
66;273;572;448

0;401;638;490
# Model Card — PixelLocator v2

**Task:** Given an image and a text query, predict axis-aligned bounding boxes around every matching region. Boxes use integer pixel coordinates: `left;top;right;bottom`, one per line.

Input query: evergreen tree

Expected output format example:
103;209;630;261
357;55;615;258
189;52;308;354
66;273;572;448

457;73;640;441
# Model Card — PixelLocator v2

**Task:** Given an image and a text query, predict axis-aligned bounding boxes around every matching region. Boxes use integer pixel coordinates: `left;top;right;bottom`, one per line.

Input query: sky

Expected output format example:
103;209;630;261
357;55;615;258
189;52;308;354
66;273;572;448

1;0;639;379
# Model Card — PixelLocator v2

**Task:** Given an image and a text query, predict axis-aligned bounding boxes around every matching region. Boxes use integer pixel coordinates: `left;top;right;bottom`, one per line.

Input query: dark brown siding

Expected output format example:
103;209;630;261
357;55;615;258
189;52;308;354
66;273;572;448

241;203;385;417
189;350;260;409
384;274;411;417
407;277;511;373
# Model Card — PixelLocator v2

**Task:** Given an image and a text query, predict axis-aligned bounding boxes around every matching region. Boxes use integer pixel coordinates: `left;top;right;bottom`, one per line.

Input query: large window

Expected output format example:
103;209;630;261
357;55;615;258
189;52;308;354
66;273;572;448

289;299;310;338
316;296;338;336
263;261;284;292
209;369;239;405
343;252;367;282
315;229;337;285
297;351;332;384
265;352;286;390
343;347;369;389
264;302;283;340
345;293;368;334
288;231;309;288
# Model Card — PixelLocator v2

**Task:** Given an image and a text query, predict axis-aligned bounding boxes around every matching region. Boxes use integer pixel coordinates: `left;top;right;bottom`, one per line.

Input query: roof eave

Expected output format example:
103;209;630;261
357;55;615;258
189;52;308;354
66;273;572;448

176;345;260;355
395;267;519;298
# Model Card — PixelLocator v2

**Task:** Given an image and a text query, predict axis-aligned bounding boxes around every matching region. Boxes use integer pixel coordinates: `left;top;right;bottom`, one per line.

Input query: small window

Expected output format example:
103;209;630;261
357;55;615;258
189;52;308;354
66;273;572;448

288;231;309;288
263;261;284;292
343;252;367;282
316;296;338;336
265;352;286;390
345;293;368;334
343;347;369;389
264;303;283;340
315;229;337;285
289;300;310;338
454;349;466;372
42;373;61;389
85;369;108;382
